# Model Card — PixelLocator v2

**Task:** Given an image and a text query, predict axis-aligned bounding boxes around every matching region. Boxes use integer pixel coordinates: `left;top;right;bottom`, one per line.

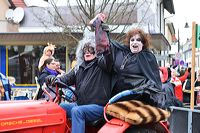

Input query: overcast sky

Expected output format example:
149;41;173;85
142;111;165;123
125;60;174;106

168;0;200;44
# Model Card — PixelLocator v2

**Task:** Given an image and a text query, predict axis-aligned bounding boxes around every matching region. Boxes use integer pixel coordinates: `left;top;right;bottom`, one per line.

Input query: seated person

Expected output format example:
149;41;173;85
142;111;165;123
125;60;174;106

46;31;112;133
37;57;58;100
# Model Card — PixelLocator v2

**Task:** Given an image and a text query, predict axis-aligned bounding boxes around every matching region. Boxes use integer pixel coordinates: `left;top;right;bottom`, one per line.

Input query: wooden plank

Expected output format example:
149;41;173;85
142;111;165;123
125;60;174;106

190;22;196;109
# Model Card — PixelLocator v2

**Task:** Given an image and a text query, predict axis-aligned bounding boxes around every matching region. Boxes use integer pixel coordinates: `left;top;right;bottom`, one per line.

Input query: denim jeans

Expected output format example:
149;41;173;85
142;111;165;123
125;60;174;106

60;103;104;133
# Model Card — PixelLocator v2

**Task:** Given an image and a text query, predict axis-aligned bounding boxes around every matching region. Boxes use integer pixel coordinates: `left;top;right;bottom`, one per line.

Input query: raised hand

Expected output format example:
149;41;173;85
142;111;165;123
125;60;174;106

89;13;106;26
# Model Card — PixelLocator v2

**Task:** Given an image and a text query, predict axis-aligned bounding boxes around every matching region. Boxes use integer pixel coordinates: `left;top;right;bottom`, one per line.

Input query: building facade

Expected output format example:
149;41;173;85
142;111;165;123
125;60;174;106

0;0;175;98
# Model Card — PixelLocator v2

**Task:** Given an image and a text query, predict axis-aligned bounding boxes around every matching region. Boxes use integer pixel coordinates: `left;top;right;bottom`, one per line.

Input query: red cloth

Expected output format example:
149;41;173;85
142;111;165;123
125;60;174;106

174;85;183;102
171;69;189;102
159;67;168;83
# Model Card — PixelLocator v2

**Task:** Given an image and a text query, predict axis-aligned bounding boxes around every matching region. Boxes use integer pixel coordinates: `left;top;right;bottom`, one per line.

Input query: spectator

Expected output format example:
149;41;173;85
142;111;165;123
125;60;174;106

159;67;182;107
0;73;11;100
171;67;190;102
36;57;58;100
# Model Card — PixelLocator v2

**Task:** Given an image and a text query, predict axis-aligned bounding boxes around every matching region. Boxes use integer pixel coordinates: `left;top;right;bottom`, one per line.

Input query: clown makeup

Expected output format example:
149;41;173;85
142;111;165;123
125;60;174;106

129;34;143;53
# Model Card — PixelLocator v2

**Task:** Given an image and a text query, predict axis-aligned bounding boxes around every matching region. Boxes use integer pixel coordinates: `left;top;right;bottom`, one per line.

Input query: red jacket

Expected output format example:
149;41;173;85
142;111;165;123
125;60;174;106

171;69;189;102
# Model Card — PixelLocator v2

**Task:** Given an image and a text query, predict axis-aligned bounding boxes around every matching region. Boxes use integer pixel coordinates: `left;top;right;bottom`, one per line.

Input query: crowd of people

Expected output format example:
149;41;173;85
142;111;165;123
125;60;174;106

35;13;199;133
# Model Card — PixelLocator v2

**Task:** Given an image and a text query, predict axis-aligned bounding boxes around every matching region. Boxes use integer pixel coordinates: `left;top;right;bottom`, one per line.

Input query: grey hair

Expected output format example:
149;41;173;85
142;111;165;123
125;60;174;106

74;28;96;72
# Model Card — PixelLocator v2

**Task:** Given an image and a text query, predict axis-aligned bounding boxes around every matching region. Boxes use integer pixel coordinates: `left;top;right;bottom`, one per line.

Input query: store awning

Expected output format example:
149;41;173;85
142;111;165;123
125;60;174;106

0;32;170;51
0;32;81;47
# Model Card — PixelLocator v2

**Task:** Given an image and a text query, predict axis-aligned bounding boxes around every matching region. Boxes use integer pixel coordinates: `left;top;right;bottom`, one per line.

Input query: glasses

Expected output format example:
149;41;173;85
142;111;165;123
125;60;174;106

83;46;95;54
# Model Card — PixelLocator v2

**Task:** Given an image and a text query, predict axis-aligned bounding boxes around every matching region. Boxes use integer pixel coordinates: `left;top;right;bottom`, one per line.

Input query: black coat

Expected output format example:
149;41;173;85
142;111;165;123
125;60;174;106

109;41;162;94
57;58;112;106
99;41;164;107
38;69;53;87
37;69;57;99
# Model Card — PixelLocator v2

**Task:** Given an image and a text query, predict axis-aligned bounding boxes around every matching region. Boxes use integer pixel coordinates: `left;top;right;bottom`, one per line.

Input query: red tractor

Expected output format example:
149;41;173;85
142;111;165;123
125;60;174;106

0;82;170;133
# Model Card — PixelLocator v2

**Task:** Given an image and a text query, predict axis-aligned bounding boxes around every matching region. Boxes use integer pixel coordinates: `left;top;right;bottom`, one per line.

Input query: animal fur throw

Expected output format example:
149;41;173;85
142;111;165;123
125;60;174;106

106;100;170;125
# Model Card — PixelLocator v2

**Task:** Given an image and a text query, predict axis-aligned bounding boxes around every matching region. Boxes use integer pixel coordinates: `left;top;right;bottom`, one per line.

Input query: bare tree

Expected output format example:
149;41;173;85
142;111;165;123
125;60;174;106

33;0;152;44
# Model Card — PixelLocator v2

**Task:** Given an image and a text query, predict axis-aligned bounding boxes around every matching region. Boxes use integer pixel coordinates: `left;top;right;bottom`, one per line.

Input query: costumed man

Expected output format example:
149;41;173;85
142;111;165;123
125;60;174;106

45;29;112;133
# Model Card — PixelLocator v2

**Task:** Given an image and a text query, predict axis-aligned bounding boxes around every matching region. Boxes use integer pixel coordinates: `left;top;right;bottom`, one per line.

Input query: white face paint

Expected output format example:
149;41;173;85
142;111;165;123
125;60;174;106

129;34;143;53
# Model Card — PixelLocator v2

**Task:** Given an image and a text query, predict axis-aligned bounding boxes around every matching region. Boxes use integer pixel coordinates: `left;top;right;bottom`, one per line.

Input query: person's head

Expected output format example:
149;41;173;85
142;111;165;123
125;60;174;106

46;49;52;56
43;43;56;56
83;43;96;61
54;59;61;70
125;28;150;53
171;68;180;77
40;57;57;71
75;29;96;68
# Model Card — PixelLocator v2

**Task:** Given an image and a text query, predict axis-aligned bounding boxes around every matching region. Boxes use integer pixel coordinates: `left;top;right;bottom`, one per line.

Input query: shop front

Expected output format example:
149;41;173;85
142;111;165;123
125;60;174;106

0;32;80;99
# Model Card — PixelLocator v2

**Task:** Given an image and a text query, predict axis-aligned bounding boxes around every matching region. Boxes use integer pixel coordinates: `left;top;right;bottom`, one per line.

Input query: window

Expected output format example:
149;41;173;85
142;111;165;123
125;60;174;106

7;45;66;85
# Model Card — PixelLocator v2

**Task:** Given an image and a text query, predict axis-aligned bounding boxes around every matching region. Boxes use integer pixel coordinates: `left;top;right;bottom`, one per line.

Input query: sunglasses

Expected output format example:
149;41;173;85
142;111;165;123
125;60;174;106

83;46;95;55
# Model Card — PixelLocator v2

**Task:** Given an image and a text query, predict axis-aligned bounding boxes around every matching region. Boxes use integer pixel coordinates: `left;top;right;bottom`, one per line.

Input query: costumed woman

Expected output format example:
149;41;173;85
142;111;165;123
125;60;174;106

89;13;179;108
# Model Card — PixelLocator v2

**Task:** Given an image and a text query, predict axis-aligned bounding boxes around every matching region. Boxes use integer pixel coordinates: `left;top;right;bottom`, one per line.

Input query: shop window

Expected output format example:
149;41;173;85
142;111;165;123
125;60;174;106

7;45;66;85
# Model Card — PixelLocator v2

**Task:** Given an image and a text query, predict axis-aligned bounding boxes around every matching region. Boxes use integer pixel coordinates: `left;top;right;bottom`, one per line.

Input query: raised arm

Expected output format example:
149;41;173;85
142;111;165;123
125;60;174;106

178;68;190;82
89;13;110;54
89;14;115;73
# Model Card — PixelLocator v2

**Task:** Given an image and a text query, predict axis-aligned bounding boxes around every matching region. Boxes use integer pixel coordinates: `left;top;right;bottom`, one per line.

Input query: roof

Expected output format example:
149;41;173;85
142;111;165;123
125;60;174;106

8;0;26;8
163;0;175;14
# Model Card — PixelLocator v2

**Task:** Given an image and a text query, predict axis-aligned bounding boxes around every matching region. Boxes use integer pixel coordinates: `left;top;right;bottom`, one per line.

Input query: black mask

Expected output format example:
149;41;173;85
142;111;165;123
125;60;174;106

83;46;95;55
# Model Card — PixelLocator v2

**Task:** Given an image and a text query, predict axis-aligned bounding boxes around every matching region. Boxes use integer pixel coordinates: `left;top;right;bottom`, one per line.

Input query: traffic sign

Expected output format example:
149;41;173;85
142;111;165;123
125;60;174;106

175;52;181;59
196;24;200;48
179;60;184;65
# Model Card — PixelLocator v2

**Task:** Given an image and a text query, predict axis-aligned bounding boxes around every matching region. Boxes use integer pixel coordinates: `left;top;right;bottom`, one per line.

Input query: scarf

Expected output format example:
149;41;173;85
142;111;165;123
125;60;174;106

45;67;58;76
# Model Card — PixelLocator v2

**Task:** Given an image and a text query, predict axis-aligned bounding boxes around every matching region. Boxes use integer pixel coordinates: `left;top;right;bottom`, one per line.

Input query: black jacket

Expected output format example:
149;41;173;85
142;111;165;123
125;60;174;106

38;69;52;86
110;41;162;94
37;69;54;99
57;58;112;106
102;42;165;107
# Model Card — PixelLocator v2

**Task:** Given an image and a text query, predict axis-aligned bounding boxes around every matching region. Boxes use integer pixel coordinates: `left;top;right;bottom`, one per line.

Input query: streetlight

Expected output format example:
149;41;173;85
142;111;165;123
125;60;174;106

184;22;189;28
